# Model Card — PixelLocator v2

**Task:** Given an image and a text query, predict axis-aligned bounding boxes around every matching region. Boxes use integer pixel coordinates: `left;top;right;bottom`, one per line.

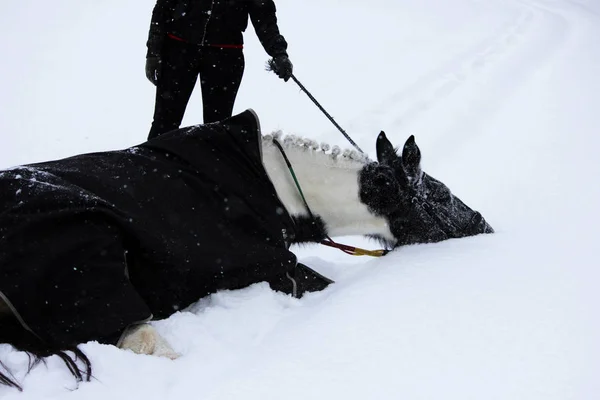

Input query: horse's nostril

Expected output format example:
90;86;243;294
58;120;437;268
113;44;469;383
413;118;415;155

467;212;483;232
471;212;482;226
469;212;494;234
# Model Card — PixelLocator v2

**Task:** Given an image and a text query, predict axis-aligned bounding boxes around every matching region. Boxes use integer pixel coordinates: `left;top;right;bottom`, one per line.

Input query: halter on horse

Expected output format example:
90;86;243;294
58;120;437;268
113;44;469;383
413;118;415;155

0;109;492;391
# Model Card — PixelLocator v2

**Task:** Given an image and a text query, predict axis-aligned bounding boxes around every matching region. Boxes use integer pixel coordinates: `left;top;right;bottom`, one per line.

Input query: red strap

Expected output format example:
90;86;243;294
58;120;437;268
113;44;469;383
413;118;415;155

167;33;243;49
167;33;186;42
210;44;243;49
320;237;390;257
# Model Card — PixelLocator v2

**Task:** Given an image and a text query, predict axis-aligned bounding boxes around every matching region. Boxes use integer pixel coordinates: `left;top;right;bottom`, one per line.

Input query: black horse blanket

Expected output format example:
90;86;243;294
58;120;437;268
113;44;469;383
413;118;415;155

0;110;297;348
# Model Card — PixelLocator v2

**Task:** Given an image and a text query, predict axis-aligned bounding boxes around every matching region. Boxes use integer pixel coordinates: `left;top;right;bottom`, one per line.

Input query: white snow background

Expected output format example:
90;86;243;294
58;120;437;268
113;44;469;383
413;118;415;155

1;0;600;398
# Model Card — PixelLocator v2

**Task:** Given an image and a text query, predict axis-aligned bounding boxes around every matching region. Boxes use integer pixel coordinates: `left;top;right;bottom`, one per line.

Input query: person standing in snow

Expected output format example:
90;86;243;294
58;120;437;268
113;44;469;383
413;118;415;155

145;0;294;139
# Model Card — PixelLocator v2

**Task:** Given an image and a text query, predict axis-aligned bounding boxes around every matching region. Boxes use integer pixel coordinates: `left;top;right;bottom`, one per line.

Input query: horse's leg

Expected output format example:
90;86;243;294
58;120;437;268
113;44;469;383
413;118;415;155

117;323;180;360
1;213;154;350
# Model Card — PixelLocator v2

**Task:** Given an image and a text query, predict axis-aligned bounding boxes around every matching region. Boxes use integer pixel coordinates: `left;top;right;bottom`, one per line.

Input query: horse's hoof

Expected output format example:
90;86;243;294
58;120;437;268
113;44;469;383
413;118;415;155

153;335;181;360
118;323;180;359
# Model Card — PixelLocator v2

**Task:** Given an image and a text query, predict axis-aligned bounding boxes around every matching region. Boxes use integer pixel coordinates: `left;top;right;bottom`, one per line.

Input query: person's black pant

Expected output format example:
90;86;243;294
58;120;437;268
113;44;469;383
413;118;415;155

148;39;245;139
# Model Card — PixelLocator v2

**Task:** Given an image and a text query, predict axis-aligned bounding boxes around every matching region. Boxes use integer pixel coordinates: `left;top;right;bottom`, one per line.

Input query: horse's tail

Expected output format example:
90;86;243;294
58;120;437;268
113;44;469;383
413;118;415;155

0;363;22;391
0;315;92;391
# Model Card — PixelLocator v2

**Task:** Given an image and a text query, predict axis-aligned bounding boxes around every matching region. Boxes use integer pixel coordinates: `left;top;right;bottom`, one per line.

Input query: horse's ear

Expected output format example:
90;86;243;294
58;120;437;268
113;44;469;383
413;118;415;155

376;131;397;165
401;135;421;178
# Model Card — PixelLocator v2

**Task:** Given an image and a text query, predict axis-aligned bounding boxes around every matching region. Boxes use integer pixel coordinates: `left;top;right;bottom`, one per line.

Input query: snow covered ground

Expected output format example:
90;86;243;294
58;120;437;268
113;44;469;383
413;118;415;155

1;0;600;398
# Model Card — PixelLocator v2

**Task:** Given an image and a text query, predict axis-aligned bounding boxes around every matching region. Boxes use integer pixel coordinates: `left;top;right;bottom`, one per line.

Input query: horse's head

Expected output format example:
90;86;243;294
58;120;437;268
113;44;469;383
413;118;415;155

359;132;493;248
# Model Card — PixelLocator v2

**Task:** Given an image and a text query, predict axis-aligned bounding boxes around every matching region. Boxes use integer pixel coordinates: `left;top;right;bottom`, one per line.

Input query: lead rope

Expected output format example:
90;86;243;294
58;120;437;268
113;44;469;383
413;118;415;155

267;60;365;155
272;139;389;257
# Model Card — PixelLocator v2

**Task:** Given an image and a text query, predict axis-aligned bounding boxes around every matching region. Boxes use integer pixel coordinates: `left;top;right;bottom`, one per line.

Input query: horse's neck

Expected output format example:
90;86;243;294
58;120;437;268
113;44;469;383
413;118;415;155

261;137;393;241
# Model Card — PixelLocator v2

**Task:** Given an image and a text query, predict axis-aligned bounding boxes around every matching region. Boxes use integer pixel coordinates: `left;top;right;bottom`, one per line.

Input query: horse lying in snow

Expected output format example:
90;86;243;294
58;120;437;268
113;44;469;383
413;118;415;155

0;109;493;390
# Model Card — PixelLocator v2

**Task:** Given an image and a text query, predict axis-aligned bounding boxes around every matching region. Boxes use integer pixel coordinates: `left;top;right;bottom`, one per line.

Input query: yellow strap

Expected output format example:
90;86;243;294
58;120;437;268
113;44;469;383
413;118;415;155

351;248;387;257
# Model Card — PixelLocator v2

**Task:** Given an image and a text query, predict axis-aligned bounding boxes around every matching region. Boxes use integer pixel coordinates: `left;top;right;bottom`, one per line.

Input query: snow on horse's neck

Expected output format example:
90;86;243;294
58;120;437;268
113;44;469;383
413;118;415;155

261;137;393;240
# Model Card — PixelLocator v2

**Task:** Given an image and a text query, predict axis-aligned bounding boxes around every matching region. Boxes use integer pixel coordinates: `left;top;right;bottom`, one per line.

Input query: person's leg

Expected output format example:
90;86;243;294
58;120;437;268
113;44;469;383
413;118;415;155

198;48;245;123
148;40;201;139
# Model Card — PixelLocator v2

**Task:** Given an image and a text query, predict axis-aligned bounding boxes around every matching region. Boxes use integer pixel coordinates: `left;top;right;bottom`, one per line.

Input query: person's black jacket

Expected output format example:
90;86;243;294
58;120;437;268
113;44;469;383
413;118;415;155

147;0;288;58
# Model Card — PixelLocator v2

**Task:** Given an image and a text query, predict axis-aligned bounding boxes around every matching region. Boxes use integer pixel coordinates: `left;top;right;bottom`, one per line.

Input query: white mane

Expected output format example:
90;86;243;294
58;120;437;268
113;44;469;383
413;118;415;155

262;130;371;169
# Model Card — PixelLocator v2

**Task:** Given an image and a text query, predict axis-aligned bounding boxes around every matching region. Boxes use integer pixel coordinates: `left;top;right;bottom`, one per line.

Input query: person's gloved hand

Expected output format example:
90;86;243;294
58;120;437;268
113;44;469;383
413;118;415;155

271;55;293;82
145;56;162;86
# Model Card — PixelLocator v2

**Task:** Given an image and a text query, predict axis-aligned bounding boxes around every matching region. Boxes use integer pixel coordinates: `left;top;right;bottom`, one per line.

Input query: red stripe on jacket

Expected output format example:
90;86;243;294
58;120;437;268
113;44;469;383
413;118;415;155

167;33;243;49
